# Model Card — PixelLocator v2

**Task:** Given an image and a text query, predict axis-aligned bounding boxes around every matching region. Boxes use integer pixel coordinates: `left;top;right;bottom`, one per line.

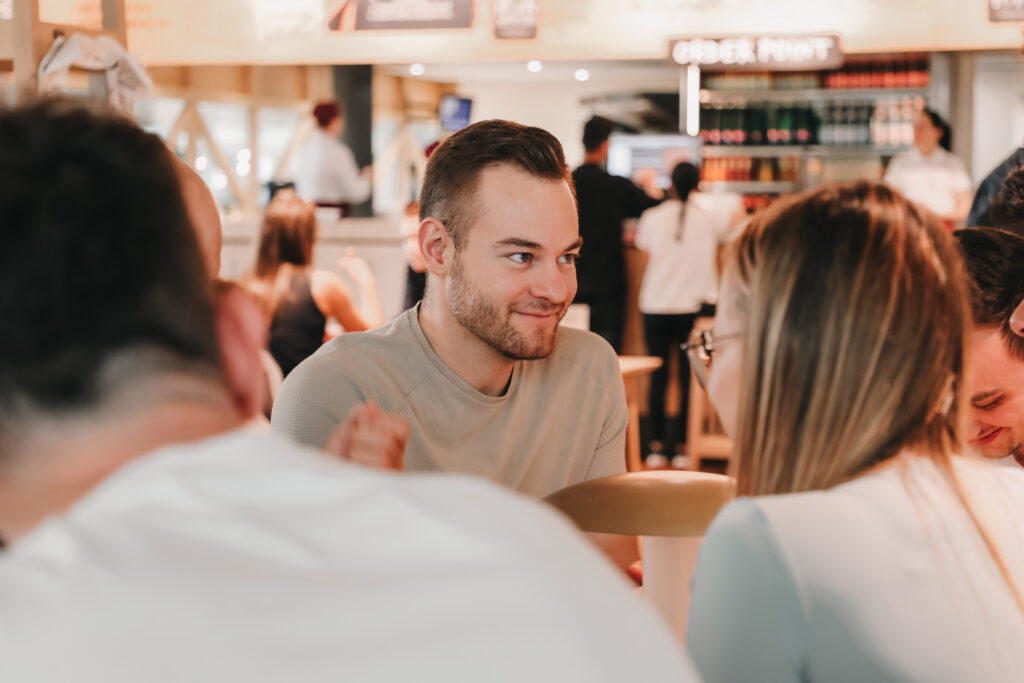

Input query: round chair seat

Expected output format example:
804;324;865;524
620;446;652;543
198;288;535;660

544;470;735;538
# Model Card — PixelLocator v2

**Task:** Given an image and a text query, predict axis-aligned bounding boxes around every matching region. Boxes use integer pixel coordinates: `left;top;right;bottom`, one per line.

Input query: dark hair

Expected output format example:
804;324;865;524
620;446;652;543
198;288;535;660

671;162;701;201
419;119;572;250
254;191;317;275
582;116;614;152
312;101;341;129
0;100;219;424
984;164;1024;237
954;227;1024;362
922;108;952;152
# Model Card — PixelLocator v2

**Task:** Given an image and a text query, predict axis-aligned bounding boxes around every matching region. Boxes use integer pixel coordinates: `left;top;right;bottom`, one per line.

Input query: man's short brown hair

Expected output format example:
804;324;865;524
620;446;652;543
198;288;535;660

419;120;573;250
955;227;1024;361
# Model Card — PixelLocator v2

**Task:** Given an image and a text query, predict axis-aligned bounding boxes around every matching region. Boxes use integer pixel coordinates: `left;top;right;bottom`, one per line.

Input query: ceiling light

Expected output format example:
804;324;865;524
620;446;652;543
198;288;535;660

574;69;590;82
527;60;543;73
409;63;425;76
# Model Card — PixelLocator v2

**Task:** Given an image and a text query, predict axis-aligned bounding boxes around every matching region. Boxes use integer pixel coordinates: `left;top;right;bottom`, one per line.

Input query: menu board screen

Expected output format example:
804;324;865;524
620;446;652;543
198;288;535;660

990;0;1024;22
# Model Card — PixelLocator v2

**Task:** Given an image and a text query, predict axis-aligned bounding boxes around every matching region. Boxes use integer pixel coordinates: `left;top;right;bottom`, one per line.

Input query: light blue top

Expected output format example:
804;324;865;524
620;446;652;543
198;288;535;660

688;455;1024;683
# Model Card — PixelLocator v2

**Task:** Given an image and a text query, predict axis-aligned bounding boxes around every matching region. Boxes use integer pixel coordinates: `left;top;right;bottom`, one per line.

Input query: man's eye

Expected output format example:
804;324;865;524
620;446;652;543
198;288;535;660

974;398;1003;411
559;253;580;265
508;253;532;264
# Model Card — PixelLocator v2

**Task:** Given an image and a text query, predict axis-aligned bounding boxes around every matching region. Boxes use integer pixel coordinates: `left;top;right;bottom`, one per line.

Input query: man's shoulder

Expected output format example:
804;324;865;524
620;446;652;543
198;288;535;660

644;198;681;219
272;310;429;440
573;163;624;188
293;311;419;378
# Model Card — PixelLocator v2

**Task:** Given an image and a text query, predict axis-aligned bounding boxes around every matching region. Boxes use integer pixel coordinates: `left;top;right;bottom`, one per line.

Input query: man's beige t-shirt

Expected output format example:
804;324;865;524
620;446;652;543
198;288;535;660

271;307;628;498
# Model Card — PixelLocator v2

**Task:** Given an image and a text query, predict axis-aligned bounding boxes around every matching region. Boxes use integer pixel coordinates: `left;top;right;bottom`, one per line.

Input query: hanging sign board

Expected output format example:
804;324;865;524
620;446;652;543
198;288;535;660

493;0;538;39
668;35;843;71
353;0;474;30
989;0;1024;22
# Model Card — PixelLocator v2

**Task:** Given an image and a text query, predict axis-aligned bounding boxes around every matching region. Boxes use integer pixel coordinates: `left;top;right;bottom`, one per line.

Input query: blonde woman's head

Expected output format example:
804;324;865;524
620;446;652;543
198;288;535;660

712;181;972;496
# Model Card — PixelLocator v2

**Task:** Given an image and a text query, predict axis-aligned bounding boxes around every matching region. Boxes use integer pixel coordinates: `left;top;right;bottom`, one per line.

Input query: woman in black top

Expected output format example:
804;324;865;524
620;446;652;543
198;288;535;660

245;191;381;376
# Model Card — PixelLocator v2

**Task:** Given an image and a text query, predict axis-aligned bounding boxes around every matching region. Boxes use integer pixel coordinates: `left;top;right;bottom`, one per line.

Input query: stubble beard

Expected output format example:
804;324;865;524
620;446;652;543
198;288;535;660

447;256;565;361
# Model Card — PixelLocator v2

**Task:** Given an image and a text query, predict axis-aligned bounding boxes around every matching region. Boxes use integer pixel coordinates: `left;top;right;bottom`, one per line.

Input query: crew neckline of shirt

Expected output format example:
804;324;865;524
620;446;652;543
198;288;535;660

909;146;948;162
405;304;522;405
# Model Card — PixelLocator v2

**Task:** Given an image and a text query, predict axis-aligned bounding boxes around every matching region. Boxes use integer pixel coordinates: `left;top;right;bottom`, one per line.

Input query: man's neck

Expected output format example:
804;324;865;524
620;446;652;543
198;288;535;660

417;295;516;396
0;378;245;544
583;151;605;165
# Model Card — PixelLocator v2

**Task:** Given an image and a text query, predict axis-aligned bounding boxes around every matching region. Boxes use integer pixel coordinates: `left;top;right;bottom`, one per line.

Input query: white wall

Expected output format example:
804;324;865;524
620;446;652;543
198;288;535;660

972;53;1024;184
454;63;681;168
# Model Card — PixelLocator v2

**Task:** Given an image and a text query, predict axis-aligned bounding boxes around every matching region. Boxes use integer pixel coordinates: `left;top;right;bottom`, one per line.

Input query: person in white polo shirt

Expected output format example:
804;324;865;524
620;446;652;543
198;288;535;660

635;161;742;466
884;107;972;228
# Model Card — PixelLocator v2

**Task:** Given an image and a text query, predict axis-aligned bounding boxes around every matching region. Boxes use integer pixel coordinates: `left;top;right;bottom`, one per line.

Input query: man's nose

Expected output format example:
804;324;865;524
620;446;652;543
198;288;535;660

530;260;570;302
1010;298;1024;338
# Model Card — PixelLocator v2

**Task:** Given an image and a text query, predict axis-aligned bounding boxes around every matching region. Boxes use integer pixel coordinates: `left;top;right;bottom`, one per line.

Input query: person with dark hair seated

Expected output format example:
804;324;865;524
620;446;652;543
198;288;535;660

0;100;696;681
290;100;372;212
955;227;1024;467
274;119;640;569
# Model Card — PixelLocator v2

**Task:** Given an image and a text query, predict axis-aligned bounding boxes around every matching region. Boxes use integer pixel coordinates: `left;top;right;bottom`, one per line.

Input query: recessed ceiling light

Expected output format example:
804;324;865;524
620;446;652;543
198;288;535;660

409;63;425;76
574;68;590;82
527;60;543;73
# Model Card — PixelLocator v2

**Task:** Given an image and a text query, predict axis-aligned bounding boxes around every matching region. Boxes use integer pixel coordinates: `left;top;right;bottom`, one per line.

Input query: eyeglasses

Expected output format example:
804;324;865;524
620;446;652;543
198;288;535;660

681;329;740;389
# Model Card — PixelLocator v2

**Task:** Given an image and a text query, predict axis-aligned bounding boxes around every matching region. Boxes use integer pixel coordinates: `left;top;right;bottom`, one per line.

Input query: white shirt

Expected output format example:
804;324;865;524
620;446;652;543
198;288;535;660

883;147;971;217
291;129;371;204
688;455;1024;682
0;429;696;682
634;192;740;314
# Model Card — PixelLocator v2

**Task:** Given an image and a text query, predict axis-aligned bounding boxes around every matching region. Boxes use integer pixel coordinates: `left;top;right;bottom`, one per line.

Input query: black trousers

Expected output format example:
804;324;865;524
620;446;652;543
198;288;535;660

643;312;699;453
577;294;625;355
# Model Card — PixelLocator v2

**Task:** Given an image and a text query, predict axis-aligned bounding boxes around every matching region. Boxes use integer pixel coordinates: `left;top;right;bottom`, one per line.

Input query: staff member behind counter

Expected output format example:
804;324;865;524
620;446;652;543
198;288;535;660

883;108;971;228
290;102;372;212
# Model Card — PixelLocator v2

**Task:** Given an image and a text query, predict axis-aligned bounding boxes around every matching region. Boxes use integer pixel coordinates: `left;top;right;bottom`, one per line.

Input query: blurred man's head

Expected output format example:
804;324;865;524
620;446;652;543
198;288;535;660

582;116;614;160
312;101;343;137
0;100;263;539
173;155;222;277
955;228;1024;464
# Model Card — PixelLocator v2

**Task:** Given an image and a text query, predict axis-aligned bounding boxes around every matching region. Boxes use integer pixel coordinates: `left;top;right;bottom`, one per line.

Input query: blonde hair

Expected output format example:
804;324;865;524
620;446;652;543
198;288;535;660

727;181;1023;608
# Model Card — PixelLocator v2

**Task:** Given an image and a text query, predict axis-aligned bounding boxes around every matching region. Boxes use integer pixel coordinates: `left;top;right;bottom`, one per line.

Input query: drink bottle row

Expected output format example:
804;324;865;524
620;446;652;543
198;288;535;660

701;96;924;147
702;54;930;92
701;157;800;183
701;104;818;145
823;53;930;90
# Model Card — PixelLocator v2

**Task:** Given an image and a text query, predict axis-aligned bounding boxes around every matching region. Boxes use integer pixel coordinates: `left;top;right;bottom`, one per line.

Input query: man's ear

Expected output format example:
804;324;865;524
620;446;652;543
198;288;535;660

214;283;268;420
419;217;453;277
1011;298;1024;339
